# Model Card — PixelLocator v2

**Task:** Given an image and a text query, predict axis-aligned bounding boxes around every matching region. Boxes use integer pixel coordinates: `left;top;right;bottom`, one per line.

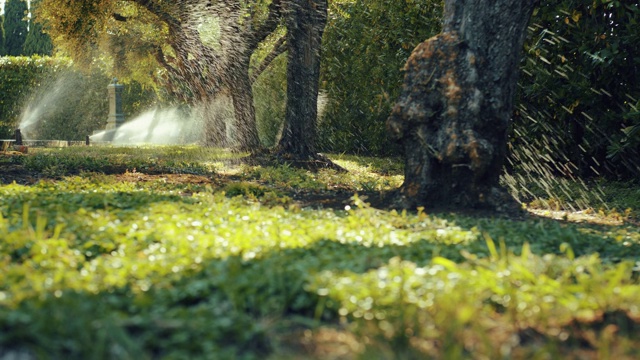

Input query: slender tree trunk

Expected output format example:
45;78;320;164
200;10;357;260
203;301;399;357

388;0;537;210
227;58;261;152
201;99;228;147
277;0;327;157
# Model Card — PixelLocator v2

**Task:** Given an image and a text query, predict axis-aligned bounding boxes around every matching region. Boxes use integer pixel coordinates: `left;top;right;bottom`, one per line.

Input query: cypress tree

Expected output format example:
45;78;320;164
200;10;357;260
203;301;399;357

23;0;53;56
0;15;6;56
4;0;28;56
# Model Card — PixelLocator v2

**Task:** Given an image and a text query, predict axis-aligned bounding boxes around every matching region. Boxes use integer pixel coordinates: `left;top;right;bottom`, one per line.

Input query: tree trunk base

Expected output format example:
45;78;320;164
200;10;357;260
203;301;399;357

243;149;346;172
395;183;524;215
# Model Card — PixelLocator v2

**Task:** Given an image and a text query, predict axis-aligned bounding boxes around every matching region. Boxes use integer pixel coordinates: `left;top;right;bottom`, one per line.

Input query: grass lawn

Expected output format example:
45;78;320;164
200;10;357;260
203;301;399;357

1;146;639;359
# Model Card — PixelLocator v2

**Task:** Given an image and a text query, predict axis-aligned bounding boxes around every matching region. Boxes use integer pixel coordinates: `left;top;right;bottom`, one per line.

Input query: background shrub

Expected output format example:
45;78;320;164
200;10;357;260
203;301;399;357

0;56;59;138
319;0;443;156
513;0;640;180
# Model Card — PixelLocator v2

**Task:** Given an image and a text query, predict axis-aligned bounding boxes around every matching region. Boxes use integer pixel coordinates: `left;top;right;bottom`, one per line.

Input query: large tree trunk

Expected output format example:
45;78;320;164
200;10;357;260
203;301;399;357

387;0;537;211
277;0;327;157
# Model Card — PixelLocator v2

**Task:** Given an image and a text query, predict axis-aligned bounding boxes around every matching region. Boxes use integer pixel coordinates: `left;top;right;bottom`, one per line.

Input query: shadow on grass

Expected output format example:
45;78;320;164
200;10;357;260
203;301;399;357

330;154;404;176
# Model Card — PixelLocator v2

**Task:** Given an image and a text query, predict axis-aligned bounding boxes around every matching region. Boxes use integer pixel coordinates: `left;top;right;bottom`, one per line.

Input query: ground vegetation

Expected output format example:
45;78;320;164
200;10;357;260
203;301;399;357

0;146;639;358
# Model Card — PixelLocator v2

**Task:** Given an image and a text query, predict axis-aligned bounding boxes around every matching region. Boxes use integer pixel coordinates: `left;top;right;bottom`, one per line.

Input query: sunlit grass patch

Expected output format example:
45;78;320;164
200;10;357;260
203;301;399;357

330;153;404;176
235;154;403;193
0;179;478;308
0;174;484;357
11;145;242;176
309;241;640;358
504;172;640;219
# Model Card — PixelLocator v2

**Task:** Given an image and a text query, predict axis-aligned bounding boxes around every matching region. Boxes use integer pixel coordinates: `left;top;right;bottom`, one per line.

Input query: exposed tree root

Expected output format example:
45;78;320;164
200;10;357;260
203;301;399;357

243;149;346;172
392;185;527;219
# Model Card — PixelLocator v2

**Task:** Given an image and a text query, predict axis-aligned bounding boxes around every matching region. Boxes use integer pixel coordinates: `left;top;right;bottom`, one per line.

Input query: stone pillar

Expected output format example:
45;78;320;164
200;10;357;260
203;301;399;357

106;78;125;130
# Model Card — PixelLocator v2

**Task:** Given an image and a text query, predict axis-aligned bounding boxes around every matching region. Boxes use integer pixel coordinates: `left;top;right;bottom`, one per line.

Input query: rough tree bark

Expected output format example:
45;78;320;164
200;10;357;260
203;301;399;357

387;0;537;211
276;0;327;158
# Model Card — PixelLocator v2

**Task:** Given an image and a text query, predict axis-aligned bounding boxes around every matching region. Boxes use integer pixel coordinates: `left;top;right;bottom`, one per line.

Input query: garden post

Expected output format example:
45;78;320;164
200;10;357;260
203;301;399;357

15;128;22;145
106;78;125;130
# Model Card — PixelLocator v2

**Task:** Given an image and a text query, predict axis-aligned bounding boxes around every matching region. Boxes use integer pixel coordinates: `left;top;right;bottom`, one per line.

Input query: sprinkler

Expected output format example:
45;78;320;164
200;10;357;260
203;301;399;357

15;129;22;146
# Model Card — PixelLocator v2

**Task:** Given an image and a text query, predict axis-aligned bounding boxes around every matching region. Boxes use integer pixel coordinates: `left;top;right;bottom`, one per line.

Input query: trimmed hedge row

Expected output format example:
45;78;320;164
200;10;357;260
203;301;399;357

0;56;157;140
0;56;59;138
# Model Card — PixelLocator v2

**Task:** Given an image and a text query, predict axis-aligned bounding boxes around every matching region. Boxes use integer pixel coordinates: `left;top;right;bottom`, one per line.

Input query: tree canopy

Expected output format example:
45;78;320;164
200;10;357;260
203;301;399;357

37;0;286;150
37;0;280;97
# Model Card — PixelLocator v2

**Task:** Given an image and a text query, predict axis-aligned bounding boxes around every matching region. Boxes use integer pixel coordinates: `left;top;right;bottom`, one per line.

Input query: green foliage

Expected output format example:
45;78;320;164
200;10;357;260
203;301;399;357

514;1;640;179
319;0;442;155
223;182;267;198
3;0;28;56
0;14;6;56
0;56;158;140
35;0;283;108
34;0;169;90
1;148;640;358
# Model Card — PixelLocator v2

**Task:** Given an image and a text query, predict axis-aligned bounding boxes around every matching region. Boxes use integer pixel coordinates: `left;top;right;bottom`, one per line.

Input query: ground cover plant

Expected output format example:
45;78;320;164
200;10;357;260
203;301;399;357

1;146;640;359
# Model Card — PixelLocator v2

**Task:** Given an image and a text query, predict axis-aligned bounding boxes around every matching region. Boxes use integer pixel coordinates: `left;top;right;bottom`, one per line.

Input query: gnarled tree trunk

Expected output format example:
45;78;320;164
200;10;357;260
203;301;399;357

387;0;537;211
277;0;327;157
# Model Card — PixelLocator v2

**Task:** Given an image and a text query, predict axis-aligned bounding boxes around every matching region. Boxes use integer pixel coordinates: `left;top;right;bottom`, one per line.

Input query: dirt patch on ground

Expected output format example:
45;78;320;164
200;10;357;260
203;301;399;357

0;157;390;214
244;151;347;173
2;153;635;226
113;171;218;185
0;163;40;185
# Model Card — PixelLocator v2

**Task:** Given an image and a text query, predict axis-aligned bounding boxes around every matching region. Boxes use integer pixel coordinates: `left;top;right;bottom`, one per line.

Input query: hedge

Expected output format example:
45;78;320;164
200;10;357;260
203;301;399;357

0;56;157;140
